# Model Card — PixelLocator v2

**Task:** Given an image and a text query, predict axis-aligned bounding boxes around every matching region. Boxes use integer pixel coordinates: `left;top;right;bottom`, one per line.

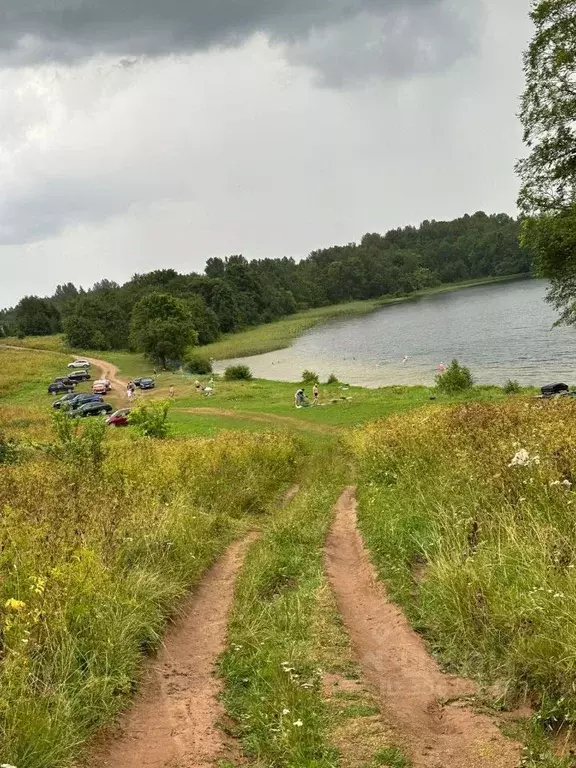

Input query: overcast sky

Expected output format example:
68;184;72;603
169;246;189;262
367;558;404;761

0;0;532;308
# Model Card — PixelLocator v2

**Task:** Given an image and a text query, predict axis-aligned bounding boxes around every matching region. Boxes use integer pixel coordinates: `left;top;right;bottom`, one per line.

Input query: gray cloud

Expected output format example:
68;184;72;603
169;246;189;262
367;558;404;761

0;0;481;82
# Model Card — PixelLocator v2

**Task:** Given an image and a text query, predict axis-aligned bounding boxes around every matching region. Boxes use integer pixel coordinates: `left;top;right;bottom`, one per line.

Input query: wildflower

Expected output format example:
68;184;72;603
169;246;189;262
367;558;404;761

282;708;290;715
1;764;17;768
4;599;25;612
563;479;573;489
508;449;540;468
293;720;303;727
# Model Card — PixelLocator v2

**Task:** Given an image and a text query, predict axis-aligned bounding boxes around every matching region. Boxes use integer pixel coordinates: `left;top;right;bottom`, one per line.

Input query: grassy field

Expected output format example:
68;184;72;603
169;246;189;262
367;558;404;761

0;415;299;768
4;341;574;767
349;398;576;766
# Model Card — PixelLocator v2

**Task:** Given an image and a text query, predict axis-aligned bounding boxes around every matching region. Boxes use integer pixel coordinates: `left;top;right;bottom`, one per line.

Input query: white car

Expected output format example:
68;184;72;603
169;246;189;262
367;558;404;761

67;359;91;369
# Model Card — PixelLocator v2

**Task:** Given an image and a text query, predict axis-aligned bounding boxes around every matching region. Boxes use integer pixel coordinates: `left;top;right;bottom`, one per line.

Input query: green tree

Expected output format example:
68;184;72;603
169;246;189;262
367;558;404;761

130;292;197;368
517;0;576;321
14;296;61;336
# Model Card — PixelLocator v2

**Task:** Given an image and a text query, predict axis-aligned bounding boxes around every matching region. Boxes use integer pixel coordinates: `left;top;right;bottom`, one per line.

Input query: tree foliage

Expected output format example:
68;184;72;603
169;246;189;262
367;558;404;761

14;296;61;336
435;360;474;394
1;212;531;346
130;293;197;367
517;0;576;321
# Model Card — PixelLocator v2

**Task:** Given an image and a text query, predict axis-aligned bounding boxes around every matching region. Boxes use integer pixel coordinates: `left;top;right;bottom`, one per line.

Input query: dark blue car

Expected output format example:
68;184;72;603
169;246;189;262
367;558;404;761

140;378;156;390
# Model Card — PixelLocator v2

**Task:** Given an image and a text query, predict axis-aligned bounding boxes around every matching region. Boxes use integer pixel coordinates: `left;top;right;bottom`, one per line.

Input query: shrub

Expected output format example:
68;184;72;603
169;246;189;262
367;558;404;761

185;353;213;376
224;365;253;381
301;370;319;384
435;359;474;394
503;379;521;395
326;373;339;385
129;400;171;438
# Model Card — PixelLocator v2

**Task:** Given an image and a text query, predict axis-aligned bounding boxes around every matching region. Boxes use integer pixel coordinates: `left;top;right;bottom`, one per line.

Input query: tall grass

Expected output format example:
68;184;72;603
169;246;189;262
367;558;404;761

350;398;576;730
0;424;298;768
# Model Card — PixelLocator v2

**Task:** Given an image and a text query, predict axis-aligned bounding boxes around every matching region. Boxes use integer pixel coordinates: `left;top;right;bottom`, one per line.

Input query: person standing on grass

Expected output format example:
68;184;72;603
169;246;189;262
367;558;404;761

313;383;319;405
295;388;305;408
169;385;175;398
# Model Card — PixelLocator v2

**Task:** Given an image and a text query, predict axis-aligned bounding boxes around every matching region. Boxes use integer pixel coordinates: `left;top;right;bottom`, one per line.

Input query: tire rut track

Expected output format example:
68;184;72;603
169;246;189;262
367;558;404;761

325;488;521;768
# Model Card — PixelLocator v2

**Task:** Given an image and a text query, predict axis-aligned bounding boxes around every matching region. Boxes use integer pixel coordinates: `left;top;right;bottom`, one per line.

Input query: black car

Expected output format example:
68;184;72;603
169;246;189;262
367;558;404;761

132;378;143;388
70;401;113;418
48;381;75;394
53;376;75;386
69;393;104;409
140;378;155;390
68;370;91;383
52;392;79;409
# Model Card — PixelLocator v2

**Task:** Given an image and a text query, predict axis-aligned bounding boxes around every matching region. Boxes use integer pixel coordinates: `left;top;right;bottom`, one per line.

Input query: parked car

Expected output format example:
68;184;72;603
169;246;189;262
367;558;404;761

92;379;112;394
139;378;155;390
48;381;75;394
132;378;143;388
53;376;75;386
69;393;104;409
67;359;91;369
52;392;79;409
106;408;131;427
70;401;113;418
68;370;91;383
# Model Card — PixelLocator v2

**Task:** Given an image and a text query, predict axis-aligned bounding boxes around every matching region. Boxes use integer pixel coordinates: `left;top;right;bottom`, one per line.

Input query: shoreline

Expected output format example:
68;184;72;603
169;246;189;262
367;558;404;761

203;273;531;362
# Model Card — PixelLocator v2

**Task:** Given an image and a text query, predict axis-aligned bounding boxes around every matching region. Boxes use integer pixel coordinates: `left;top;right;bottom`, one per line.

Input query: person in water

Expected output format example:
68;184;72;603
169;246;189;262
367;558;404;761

438;362;446;373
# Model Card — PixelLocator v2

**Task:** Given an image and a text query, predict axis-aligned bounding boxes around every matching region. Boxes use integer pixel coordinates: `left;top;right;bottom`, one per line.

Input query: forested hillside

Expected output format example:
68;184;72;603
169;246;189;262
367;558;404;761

1;211;530;353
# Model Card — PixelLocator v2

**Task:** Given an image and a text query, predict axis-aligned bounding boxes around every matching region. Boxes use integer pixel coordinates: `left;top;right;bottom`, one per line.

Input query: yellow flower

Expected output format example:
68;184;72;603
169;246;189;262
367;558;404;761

4;599;26;612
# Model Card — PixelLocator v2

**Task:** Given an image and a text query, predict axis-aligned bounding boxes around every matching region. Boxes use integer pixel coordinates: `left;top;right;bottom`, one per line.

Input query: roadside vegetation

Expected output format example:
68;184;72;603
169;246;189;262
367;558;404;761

350;398;576;762
0;412;298;768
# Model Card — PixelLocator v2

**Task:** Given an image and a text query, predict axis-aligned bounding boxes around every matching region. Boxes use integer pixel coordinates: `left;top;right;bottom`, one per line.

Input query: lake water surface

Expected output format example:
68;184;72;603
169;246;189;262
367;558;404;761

217;279;576;387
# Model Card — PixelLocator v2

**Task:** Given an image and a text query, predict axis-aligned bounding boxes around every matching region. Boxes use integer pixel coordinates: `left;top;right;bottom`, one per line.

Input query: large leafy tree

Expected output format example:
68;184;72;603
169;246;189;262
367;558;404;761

517;0;576;322
130;292;197;368
15;296;61;336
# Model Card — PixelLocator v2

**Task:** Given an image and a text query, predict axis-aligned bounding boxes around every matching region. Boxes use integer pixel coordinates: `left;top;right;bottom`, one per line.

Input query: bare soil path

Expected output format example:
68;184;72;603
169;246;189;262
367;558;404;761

84;355;127;392
325;488;522;768
86;534;257;768
176;406;335;434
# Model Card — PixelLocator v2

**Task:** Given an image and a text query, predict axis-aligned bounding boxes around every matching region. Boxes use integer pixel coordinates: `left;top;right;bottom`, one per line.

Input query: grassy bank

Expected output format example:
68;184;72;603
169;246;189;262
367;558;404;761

350;398;576;744
0;420;298;768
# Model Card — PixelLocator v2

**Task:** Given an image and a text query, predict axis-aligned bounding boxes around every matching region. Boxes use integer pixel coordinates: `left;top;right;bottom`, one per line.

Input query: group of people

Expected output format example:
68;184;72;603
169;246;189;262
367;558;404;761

295;383;319;408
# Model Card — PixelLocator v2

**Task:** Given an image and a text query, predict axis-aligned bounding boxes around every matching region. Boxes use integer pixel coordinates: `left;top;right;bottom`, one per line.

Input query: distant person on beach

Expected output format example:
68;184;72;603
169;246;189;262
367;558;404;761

403;356;409;364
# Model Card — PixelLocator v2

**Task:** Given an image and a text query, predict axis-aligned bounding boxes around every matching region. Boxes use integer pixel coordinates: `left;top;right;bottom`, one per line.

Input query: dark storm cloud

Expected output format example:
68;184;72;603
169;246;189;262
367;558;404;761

0;0;480;80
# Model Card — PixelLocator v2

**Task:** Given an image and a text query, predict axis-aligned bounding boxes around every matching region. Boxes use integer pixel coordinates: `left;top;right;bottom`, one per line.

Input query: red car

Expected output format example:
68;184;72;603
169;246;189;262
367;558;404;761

106;408;131;427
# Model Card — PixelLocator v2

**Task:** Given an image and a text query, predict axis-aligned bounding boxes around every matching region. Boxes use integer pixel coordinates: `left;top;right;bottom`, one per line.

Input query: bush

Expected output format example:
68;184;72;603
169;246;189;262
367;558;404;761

503;379;521;395
435;359;474;394
224;365;253;381
326;373;339;385
129;400;171;438
185;353;213;376
301;370;319;384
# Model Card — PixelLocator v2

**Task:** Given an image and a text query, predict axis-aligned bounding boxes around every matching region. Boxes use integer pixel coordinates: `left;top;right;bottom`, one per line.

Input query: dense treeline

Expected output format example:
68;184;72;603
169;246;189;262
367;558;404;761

0;212;530;358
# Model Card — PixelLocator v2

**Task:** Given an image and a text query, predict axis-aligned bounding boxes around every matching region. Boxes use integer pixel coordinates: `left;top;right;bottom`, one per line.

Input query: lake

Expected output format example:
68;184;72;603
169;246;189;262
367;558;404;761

216;279;576;387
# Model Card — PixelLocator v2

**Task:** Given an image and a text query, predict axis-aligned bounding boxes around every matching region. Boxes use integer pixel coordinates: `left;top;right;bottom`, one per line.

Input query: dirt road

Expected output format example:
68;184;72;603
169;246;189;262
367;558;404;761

84;356;127;392
87;534;257;768
325;488;521;768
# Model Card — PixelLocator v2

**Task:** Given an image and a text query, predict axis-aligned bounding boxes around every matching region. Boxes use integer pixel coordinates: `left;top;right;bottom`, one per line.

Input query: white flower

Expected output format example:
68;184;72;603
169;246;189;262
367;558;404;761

282;708;290;715
550;480;562;487
563;479;573;488
508;449;540;468
293;720;304;727
1;764;18;768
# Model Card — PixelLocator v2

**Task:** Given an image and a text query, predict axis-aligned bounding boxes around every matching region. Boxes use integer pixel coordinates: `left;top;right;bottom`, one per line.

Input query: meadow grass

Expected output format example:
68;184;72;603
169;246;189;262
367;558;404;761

0;418;299;768
349;397;576;762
